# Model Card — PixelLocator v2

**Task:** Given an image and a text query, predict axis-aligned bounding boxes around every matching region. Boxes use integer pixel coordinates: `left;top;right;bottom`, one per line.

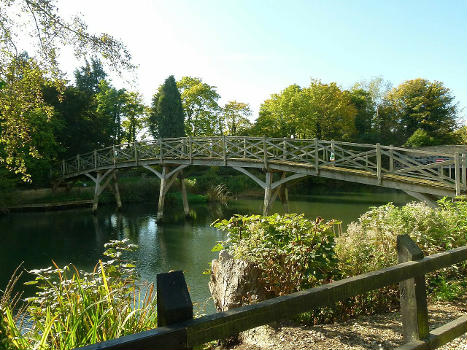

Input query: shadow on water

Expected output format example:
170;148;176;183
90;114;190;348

0;190;413;313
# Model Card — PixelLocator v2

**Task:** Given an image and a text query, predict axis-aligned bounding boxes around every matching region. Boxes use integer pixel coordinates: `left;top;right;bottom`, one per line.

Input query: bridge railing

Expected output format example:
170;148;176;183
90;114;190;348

59;137;467;194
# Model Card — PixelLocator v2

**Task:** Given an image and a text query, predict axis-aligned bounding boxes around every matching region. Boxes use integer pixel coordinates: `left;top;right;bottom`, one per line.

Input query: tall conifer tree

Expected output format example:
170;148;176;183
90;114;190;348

149;75;185;138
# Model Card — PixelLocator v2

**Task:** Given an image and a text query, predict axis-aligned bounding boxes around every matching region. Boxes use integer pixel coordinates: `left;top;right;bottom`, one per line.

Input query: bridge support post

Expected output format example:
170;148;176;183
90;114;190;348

84;169;115;213
157;167;170;221
278;180;289;213
143;164;188;222
180;172;190;217
232;167;301;216
263;172;273;216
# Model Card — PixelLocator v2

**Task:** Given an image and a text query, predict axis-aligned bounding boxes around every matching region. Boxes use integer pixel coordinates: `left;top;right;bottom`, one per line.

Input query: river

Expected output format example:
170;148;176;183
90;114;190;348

0;191;412;313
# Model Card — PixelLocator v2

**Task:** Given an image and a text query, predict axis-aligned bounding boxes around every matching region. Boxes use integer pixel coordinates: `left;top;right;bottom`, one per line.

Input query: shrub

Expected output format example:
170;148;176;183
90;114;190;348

0;239;157;350
213;214;339;296
336;198;467;302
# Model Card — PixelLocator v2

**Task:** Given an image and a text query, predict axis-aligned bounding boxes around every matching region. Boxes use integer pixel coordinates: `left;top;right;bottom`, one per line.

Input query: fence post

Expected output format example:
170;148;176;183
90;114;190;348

243;137;246;158
314;138;319;174
389;145;394;172
282;137;287;160
157;270;193;349
454;152;460;196
462;153;466;191
134;142;138;165
397;234;429;343
223;135;227;165
376;143;382;184
159;138;163;164
94;150;97;169
263;136;268;169
188;136;192;164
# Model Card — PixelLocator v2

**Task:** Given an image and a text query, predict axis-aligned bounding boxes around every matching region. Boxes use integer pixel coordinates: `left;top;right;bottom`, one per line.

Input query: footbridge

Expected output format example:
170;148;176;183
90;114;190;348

58;137;467;219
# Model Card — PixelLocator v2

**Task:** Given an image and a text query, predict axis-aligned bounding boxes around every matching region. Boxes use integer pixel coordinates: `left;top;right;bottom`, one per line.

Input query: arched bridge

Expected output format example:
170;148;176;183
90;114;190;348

58;137;467;219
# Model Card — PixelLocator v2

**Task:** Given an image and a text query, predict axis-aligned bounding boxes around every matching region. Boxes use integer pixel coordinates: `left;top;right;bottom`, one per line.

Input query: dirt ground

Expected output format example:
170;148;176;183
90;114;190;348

216;301;466;350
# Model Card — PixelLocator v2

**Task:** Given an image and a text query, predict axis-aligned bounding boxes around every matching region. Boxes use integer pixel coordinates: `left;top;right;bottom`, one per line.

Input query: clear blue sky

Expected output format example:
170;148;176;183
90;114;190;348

60;0;467;123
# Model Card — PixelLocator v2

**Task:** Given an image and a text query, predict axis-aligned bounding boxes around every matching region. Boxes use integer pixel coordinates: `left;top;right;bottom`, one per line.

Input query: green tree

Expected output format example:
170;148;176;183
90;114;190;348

121;92;146;143
253;85;303;137
453;125;467;145
95;80;126;144
386;79;459;146
177;76;221;136
0;0;133;180
349;88;375;142
253;81;356;141
43;85;97;157
222;101;252;135
300;80;356;140
74;58;107;94
0;56;55;181
148;76;185;138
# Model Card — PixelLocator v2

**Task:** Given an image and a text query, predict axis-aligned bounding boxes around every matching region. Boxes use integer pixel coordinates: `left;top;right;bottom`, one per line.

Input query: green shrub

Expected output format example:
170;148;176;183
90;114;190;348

213;214;339;296
0;239;157;350
336;198;467;302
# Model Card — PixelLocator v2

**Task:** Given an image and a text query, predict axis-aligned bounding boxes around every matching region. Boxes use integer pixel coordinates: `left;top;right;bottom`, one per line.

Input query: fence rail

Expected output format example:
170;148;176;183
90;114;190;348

59;137;467;196
75;236;467;350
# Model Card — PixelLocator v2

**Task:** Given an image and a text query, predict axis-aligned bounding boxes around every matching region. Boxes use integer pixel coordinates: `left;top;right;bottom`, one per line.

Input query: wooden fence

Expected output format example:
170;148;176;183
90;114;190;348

75;235;467;350
59;137;467;196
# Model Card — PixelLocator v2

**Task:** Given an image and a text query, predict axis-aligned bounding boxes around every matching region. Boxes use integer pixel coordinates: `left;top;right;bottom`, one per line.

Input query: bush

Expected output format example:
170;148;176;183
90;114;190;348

212;199;466;324
0;239;157;350
213;214;339;296
336;198;467;302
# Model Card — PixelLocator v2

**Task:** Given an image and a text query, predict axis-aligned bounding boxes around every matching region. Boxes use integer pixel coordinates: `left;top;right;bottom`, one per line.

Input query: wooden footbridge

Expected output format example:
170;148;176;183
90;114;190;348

58;137;467;219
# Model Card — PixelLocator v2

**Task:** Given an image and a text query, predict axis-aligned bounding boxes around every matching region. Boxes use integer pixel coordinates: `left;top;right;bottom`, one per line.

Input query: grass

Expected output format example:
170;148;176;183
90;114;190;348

0;240;158;350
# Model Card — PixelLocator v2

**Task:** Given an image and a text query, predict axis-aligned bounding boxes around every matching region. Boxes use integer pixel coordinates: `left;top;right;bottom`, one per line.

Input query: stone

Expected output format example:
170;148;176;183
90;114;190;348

209;250;269;312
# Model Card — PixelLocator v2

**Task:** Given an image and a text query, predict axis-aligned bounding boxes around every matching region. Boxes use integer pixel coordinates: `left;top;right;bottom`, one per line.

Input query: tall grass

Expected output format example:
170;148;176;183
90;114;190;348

0;239;157;350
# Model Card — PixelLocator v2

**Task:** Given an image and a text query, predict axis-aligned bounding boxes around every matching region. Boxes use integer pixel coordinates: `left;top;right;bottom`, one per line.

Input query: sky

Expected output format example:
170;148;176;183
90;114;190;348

58;0;467;123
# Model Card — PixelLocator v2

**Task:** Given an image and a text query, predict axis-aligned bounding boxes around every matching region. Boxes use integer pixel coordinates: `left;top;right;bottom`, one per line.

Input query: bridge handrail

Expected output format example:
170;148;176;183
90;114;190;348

58;137;467;195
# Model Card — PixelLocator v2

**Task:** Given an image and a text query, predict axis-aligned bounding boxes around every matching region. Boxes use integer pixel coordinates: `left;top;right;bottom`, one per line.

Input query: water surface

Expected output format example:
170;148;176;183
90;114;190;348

0;191;412;313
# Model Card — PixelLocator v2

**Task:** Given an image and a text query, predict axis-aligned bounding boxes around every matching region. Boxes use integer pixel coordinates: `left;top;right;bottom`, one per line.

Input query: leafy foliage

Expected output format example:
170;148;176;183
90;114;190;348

0;239;157;350
336;199;466;300
213;214;339;296
221;101;252;136
386;79;459;146
177;76;221;136
253;80;356;140
0;0;134;180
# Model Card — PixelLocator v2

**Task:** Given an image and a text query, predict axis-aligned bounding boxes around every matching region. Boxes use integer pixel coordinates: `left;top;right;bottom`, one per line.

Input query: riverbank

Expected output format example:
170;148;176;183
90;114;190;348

0;172;410;214
225;300;466;350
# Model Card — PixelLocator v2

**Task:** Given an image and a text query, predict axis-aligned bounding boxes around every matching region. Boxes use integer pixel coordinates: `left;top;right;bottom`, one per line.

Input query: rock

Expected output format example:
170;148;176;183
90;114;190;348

209;250;269;312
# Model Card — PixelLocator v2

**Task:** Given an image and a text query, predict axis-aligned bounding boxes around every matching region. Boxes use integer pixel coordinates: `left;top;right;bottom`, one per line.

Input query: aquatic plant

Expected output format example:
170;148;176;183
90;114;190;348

0;239;157;350
207;184;231;206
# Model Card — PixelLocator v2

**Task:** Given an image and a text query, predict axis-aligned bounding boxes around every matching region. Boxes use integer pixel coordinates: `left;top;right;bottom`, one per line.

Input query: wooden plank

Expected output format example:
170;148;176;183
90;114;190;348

395;315;467;350
74;327;188;350
397;235;429;342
